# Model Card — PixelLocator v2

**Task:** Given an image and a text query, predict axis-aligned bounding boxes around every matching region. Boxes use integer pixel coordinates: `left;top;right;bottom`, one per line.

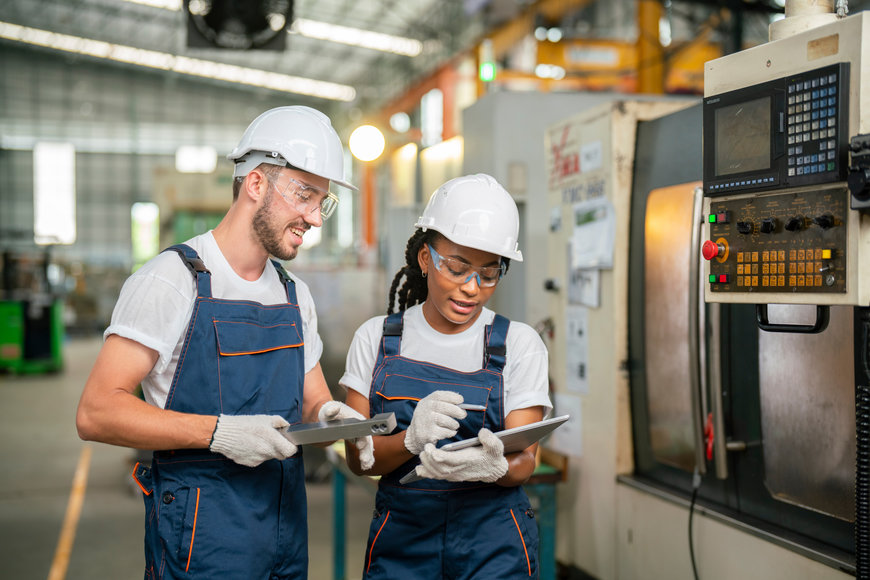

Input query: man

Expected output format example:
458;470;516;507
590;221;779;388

76;106;373;579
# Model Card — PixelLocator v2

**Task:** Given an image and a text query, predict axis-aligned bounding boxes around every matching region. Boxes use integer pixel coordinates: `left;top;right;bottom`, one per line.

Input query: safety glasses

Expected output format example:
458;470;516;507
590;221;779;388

427;244;505;288
272;176;339;220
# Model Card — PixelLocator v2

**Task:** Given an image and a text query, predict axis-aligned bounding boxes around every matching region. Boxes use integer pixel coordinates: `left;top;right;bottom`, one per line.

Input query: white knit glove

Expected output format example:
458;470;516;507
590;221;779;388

404;390;467;455
209;414;298;468
319;401;375;471
415;428;509;483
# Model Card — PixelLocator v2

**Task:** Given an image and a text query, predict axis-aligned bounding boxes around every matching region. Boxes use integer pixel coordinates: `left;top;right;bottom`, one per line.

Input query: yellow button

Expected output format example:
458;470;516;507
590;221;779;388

822;249;832;259
737;252;744;263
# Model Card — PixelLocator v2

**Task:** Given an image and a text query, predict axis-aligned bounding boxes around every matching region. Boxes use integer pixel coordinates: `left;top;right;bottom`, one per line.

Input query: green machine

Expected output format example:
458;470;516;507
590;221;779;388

0;299;64;374
1;251;65;375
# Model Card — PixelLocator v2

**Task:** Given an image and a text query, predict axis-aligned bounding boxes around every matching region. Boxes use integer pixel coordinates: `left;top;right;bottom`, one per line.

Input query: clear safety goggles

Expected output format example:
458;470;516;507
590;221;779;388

427;244;506;288
272;176;339;220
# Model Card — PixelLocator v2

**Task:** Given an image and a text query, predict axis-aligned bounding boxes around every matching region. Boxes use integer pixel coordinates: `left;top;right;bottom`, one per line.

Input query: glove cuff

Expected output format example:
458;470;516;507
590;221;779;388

404;433;422;456
209;416;221;446
209;414;245;454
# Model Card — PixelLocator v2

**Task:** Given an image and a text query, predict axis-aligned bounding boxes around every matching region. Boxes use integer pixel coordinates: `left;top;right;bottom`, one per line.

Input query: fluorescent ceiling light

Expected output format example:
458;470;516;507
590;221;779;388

0;21;356;101
120;0;421;57
124;0;182;9
291;18;422;57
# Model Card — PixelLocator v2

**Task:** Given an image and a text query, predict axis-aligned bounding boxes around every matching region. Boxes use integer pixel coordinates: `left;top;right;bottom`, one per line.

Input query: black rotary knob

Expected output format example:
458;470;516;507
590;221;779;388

760;218;777;234
813;213;835;229
736;221;753;235
785;216;804;232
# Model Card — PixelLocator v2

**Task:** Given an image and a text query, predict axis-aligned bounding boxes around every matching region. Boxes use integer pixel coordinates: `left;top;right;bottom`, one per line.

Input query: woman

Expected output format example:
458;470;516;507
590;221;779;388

340;173;552;579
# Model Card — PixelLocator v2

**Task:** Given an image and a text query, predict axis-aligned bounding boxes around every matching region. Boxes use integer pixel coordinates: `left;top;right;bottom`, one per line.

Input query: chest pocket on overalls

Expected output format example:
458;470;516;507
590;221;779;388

213;317;303;417
373;372;494;443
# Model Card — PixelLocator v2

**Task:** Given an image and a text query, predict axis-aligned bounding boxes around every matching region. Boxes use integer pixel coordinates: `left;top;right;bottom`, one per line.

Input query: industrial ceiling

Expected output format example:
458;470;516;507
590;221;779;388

1;0;869;120
0;0;486;115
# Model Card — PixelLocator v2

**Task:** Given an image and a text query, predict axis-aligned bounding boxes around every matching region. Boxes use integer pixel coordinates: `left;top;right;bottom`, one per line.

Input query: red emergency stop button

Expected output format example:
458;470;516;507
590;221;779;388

702;240;723;261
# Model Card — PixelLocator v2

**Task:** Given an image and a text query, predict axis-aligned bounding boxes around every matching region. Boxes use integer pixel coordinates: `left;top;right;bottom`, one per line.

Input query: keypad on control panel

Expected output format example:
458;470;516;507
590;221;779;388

786;72;838;177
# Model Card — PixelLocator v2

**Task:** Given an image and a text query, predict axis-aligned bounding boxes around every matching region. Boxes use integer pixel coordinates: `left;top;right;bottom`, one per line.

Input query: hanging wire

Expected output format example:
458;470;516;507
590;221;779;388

689;466;702;580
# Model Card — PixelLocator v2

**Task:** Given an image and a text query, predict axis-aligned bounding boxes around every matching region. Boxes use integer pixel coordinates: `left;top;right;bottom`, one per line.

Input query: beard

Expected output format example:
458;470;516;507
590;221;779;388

252;190;302;261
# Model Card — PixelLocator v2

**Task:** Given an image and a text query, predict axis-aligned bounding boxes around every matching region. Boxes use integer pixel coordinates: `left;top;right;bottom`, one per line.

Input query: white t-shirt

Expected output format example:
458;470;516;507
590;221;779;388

340;304;552;416
105;231;323;409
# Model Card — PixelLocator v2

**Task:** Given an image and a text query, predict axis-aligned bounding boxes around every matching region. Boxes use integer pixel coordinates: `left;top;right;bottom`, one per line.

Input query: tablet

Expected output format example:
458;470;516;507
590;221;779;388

440;414;570;452
399;415;570;484
282;412;397;445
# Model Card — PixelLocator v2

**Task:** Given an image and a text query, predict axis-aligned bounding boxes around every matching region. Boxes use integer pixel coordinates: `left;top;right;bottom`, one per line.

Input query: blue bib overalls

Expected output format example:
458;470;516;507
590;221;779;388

132;245;308;580
363;311;539;579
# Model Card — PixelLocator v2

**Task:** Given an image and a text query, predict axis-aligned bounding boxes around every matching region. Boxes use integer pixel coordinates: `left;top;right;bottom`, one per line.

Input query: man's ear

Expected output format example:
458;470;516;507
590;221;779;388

243;168;269;202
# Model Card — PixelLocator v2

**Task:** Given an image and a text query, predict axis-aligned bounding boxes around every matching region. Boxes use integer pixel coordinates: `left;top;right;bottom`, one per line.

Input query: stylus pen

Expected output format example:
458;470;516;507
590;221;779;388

458;403;487;411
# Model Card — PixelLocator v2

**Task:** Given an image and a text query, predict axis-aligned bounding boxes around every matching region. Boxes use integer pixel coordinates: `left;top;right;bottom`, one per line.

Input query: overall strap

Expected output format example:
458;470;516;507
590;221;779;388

482;314;510;372
270;259;298;306
381;311;404;357
163;244;212;297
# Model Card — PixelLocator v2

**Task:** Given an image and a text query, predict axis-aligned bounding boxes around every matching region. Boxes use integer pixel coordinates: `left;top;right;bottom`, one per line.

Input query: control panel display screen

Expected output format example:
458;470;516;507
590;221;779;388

715;97;770;176
703;62;849;196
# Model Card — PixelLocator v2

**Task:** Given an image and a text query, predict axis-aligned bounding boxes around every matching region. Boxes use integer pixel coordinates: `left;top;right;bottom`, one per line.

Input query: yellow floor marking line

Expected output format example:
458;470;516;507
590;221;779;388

47;444;92;580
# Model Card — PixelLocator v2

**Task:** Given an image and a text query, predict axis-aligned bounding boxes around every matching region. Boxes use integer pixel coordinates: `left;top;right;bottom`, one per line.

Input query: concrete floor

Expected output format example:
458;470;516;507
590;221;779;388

0;336;374;580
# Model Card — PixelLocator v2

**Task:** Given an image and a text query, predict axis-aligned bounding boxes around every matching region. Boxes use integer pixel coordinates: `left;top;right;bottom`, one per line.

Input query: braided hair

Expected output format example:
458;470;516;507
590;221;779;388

387;228;434;314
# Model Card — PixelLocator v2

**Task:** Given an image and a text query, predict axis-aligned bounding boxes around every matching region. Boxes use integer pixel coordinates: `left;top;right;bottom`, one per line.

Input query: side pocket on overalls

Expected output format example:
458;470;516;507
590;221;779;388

156;484;192;574
133;462;157;579
509;506;539;578
365;508;391;576
178;487;202;574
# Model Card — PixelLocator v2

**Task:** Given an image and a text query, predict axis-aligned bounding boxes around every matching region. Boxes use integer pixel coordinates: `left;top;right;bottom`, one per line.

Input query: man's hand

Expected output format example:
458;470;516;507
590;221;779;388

209;414;298;467
319;401;375;470
415;428;508;483
404;391;467;455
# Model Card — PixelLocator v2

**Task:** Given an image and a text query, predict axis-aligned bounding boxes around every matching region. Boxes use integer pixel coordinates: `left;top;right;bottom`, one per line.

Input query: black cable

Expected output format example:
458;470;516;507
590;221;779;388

689;467;701;580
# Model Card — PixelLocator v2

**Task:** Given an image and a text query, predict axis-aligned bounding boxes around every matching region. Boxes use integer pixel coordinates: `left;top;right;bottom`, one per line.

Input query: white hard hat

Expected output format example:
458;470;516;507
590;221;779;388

227;106;357;191
415;173;523;262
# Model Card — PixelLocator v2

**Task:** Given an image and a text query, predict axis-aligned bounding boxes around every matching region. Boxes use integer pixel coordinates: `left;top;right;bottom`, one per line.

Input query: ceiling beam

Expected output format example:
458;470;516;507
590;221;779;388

487;0;596;59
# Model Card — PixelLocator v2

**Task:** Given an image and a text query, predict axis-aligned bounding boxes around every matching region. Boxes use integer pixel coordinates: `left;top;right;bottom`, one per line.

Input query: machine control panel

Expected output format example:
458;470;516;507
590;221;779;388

703;63;849;196
704;187;847;295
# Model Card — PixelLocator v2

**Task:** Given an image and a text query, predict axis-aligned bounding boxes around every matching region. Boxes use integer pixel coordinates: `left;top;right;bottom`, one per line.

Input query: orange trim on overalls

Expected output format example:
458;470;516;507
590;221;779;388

510;508;532;576
185;488;201;573
131;462;152;496
374;393;420;403
366;510;391;573
218;344;303;356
